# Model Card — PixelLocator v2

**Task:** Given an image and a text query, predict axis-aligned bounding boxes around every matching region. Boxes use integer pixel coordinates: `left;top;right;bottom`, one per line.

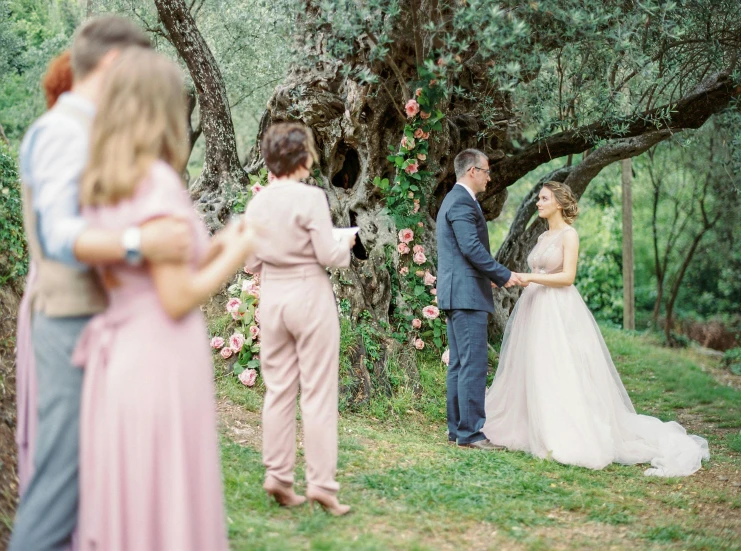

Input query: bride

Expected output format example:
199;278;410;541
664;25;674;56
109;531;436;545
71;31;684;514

482;181;709;476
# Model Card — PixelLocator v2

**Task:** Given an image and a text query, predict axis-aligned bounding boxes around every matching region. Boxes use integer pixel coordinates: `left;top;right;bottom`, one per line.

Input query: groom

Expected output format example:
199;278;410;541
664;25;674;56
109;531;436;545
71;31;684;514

436;149;520;449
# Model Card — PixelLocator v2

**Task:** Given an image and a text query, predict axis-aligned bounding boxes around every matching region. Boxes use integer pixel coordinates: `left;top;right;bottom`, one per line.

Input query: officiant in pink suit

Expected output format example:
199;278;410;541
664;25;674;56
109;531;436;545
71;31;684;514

244;123;354;516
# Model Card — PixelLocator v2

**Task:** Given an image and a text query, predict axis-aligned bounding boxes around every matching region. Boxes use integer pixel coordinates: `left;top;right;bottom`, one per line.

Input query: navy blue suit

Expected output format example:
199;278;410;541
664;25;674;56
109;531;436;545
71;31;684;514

436;184;511;444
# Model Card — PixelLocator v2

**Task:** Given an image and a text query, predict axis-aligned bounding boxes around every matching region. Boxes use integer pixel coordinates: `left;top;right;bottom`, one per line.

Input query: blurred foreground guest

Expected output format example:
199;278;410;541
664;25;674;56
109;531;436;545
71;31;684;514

9;17;191;551
16;48;75;501
42;51;74;108
72;48;257;551
244;123;354;516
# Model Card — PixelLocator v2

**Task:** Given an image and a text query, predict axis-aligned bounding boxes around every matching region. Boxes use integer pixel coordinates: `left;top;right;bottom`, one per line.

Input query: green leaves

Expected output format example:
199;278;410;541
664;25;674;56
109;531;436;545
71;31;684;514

0;142;26;284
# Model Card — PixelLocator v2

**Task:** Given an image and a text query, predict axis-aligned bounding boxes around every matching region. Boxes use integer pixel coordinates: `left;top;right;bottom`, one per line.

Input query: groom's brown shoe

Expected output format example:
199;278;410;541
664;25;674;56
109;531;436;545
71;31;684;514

458;438;503;450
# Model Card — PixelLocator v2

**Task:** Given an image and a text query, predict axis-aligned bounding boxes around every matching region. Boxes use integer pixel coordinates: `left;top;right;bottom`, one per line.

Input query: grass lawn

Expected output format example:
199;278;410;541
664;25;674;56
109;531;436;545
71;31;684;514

216;327;741;550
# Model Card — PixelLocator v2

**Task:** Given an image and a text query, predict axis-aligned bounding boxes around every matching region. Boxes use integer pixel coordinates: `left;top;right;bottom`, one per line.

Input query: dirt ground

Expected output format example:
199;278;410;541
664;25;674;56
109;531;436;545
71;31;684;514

0;282;22;550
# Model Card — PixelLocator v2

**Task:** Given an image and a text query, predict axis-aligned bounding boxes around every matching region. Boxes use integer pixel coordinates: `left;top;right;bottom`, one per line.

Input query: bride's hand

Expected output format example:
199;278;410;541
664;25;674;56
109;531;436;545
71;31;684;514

517;273;531;287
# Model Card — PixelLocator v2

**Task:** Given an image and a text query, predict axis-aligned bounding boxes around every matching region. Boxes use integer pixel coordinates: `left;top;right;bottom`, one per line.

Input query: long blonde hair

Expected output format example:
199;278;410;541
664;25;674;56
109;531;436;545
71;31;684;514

81;48;188;206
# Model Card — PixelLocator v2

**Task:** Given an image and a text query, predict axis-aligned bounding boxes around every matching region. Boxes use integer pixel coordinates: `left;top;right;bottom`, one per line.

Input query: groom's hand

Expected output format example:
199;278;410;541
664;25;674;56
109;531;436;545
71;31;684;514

504;273;523;288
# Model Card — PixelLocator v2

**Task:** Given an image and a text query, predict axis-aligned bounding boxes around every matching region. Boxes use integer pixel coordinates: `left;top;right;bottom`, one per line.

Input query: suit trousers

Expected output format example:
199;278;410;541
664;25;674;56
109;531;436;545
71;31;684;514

10;313;89;551
446;309;489;445
259;265;341;494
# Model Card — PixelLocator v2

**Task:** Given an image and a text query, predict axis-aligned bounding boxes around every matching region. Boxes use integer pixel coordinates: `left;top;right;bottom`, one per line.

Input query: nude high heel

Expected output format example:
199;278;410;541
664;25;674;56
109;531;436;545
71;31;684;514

263;477;306;507
306;488;351;516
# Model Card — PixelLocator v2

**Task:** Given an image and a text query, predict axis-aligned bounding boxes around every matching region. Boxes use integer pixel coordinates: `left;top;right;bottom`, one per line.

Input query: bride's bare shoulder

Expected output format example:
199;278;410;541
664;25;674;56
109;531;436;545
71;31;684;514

564;226;580;243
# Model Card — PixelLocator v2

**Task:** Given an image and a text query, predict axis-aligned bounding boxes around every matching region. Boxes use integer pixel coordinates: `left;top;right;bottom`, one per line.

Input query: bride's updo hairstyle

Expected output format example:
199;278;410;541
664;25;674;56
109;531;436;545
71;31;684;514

261;123;319;178
543;181;579;224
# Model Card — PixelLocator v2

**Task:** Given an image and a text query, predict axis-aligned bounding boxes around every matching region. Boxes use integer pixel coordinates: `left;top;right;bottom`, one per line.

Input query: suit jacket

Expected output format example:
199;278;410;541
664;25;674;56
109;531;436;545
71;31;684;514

436;184;511;313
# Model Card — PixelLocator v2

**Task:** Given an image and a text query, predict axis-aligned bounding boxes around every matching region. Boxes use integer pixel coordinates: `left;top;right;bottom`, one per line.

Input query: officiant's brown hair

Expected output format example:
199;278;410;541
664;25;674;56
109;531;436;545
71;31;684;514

543;181;579;224
261;123;319;178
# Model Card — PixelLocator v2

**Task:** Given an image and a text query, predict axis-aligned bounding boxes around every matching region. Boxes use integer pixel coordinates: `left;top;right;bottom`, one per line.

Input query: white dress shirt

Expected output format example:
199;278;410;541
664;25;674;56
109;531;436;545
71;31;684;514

19;92;96;268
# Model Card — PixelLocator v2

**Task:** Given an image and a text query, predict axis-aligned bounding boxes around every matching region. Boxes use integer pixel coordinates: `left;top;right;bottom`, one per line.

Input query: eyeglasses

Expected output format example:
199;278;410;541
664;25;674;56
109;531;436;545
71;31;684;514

473;167;491;174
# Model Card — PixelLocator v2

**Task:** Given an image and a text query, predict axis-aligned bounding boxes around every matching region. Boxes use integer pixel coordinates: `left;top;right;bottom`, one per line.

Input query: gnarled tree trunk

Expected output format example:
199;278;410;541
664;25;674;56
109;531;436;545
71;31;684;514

154;0;248;229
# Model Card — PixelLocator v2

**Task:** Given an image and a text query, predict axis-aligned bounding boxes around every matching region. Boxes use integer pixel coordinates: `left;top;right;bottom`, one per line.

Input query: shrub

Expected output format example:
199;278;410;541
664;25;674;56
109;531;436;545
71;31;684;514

722;347;741;376
0;142;27;284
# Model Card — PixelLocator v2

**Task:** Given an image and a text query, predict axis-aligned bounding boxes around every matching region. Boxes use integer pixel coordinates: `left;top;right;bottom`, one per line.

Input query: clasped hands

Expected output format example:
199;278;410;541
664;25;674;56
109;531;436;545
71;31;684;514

492;272;532;289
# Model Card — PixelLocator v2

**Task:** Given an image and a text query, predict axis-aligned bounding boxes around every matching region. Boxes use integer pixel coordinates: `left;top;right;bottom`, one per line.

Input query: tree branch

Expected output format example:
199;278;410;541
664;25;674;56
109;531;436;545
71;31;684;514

485;72;740;199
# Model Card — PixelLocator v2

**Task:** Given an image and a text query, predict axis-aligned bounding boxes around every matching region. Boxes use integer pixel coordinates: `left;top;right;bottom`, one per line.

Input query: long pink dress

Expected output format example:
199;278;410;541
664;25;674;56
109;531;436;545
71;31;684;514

483;227;709;477
15;262;37;496
72;161;228;551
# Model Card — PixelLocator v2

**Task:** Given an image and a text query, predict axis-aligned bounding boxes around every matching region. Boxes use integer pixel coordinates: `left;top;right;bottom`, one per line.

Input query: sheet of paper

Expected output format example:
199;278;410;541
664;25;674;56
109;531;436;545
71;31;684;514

332;227;360;241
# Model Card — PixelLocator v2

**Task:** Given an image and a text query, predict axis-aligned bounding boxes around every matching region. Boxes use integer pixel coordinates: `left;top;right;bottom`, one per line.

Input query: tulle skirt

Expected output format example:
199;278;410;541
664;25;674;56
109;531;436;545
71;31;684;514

482;283;709;477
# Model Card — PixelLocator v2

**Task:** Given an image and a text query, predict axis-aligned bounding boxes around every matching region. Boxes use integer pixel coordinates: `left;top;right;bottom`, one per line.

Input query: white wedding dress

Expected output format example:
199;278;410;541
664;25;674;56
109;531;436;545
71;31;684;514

482;227;709;476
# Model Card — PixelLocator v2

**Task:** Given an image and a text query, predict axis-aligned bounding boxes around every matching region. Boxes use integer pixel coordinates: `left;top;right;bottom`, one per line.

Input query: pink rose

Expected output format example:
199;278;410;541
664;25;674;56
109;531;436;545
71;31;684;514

247;288;260;301
404;162;419;175
413;251;427;265
412;318;422;329
229;332;245;351
405;99;420;117
415;87;423;97
414;338;425;350
254;307;260;324
226;297;242;313
252;183;263;194
398;243;410;254
413;245;425;254
418;222;424;227
423;270;436;285
414;128;424;139
238;368;258;387
401;136;416;150
415;270;425;277
242;279;257;293
253;274;260;285
231;311;242;320
431;288;437;295
249;325;260;339
210;336;225;349
420;111;431;120
400;266;409;276
398;228;414;243
413;201;420;214
422;305;440;320
417;153;426;160
422;131;430;140
220;347;233;359
442;349;450;366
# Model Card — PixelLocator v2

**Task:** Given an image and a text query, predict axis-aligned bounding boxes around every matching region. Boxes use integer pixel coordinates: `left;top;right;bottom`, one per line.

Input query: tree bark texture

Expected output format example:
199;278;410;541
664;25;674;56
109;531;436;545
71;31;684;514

154;0;248;229
622;157;635;330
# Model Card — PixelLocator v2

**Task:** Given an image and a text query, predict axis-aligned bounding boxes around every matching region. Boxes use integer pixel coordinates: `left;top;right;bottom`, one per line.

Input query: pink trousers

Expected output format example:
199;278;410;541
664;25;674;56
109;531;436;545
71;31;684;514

259;264;341;494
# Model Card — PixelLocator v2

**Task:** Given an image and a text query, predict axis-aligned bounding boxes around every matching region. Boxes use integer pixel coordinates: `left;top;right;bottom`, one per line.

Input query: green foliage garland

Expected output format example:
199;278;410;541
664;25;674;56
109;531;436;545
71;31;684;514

375;63;449;359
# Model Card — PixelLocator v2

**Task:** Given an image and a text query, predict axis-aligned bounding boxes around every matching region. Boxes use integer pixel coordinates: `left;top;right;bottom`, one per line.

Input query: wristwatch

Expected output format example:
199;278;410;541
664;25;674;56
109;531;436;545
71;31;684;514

122;227;143;266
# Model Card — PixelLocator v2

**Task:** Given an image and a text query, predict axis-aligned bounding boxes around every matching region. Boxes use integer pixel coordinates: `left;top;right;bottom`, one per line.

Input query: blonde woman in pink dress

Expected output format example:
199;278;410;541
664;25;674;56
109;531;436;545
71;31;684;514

483;181;709;477
72;49;257;550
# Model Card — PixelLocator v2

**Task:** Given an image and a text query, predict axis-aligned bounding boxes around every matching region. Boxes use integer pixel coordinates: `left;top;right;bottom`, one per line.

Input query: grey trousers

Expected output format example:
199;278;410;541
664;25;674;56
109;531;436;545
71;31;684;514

9;313;90;551
446;309;489;445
